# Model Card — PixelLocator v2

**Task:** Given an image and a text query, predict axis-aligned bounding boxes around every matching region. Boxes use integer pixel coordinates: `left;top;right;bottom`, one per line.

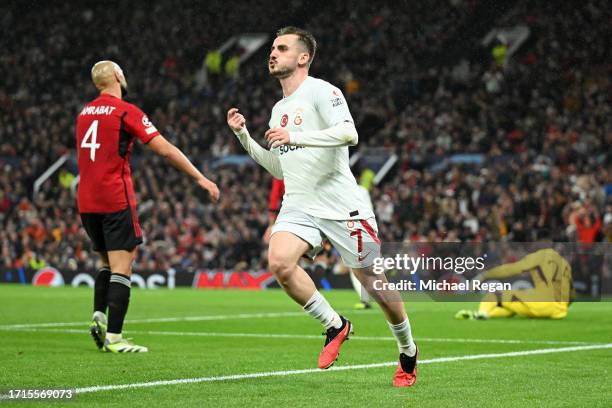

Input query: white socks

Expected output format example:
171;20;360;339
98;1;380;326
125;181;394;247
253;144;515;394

388;318;417;357
303;290;415;356
303;290;342;330
93;311;107;323
106;332;122;343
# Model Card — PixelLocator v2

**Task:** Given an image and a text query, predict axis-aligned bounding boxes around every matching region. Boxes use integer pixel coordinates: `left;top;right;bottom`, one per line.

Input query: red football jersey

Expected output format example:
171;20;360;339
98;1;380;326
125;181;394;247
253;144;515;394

269;178;285;213
76;93;159;213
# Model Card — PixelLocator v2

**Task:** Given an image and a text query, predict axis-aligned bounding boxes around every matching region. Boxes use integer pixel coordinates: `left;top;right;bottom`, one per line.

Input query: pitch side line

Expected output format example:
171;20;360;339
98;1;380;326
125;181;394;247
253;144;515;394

64;343;609;394
0;308;384;330
0;308;382;330
0;311;307;329
0;327;600;346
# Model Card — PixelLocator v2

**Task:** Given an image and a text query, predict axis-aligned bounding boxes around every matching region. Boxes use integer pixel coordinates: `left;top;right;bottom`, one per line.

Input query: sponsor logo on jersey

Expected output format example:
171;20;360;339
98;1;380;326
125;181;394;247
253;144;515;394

331;97;343;107
142;115;158;134
278;145;305;155
280;114;289;127
331;89;343;106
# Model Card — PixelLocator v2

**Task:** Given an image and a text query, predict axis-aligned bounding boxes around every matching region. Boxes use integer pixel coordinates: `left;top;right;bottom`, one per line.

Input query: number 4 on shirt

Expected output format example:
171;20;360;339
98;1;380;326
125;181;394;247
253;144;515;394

81;120;101;161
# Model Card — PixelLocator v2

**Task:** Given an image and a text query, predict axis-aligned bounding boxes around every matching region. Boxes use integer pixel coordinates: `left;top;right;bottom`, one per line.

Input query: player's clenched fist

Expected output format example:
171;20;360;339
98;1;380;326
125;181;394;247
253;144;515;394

198;178;220;202
265;127;290;148
227;108;246;132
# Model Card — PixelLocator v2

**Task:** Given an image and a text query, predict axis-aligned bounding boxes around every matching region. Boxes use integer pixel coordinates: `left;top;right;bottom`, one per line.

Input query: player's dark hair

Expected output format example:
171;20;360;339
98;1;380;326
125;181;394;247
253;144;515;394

276;26;317;67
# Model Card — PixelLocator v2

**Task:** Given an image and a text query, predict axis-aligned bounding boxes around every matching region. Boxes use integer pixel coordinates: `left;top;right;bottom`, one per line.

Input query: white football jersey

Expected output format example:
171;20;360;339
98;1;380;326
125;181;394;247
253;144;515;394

268;76;374;220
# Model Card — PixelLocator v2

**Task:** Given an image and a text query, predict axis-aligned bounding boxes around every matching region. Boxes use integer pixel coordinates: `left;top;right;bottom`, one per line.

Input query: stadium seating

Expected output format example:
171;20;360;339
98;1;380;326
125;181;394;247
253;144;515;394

0;0;610;272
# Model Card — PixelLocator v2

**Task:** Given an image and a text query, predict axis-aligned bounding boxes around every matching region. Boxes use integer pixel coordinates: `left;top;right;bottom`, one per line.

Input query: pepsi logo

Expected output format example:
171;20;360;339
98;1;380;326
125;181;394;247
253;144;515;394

32;267;65;287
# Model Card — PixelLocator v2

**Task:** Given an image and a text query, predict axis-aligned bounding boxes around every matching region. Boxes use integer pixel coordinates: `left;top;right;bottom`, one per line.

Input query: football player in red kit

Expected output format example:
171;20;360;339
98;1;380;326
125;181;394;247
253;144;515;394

76;60;219;352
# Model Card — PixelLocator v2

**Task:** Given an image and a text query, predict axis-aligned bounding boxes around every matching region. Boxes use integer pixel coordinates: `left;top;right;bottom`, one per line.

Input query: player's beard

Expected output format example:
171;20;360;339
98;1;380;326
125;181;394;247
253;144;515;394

269;64;295;79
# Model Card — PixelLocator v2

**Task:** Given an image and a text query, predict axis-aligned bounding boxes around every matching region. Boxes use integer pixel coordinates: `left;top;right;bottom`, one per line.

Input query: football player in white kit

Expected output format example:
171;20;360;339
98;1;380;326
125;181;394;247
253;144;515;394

227;27;417;387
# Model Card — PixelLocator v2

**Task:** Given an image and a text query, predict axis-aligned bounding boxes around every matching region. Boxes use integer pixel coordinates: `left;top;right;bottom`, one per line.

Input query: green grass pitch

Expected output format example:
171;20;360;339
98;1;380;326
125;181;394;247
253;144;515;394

0;285;611;407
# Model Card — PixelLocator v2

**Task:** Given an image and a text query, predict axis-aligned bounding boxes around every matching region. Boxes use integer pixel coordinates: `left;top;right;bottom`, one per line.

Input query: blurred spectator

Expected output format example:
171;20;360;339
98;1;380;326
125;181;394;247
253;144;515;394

0;0;610;273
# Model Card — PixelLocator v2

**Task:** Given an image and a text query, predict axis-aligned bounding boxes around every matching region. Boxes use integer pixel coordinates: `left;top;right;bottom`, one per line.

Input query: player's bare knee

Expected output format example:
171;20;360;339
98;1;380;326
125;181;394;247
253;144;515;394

268;253;296;285
108;249;136;276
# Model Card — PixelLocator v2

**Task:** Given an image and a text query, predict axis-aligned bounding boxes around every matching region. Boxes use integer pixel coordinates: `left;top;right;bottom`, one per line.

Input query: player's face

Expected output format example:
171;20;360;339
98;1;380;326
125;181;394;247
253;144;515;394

269;35;305;79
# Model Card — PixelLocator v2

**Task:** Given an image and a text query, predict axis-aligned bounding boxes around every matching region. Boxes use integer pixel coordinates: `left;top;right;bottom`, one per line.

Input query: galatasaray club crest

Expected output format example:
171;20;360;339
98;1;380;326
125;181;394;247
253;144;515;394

293;108;304;126
280;114;289;127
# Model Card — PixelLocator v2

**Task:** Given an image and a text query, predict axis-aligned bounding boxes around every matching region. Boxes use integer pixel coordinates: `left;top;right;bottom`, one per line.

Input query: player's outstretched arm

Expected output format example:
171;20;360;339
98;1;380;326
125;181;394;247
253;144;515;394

147;135;220;202
227;108;283;179
265;121;358;148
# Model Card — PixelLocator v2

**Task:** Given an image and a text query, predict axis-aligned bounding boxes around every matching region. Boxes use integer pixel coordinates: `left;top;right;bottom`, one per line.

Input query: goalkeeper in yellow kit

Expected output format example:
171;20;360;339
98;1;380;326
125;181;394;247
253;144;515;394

456;248;574;320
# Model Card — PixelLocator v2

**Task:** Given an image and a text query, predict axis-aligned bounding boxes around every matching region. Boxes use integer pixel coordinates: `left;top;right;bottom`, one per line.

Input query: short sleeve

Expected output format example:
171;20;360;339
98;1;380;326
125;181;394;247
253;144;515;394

314;82;354;127
123;104;160;143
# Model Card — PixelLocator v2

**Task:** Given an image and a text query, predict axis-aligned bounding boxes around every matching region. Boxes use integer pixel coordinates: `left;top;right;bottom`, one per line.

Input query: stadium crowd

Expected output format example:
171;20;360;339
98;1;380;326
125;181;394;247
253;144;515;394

0;0;610;273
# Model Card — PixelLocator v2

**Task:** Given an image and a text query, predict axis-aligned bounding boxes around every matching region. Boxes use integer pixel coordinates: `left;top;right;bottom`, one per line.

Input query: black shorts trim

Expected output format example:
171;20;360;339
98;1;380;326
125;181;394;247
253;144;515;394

80;207;143;252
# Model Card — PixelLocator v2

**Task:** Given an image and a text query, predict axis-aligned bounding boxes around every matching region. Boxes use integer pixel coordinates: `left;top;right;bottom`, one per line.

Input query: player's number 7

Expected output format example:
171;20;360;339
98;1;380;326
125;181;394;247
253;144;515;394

351;229;363;256
81;120;101;162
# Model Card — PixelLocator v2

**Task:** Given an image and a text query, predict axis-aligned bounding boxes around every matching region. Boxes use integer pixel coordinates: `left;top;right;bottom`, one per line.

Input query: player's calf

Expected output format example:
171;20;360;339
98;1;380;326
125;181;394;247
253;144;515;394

93;266;111;314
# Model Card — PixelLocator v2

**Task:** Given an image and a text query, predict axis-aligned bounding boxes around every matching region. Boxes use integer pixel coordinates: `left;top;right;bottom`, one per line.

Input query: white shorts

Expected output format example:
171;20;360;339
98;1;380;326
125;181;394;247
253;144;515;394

271;207;381;269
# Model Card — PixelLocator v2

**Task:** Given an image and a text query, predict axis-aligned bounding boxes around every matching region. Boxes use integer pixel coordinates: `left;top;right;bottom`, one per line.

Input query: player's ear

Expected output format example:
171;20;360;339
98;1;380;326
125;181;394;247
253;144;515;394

298;52;310;67
112;64;125;84
113;69;123;84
